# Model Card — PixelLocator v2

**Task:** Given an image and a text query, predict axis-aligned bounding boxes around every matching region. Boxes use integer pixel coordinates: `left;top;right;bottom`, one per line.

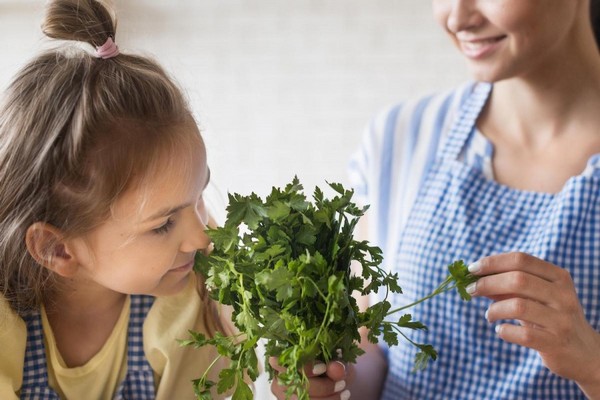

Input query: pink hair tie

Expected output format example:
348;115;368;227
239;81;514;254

95;37;119;59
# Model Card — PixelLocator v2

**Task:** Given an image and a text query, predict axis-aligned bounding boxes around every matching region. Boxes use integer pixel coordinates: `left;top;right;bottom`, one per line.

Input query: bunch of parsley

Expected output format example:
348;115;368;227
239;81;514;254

182;177;478;400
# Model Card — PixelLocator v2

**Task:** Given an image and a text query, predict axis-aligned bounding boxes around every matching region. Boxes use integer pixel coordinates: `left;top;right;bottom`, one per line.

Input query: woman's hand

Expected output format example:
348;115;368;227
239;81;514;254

467;252;600;398
269;358;352;400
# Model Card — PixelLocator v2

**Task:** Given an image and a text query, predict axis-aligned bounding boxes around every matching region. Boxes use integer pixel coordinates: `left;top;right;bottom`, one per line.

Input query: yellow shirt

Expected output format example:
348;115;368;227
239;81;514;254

0;273;229;400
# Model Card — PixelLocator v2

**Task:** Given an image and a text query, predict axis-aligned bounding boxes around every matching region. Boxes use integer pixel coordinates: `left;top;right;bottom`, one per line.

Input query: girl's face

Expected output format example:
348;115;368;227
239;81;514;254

70;127;211;297
432;0;581;82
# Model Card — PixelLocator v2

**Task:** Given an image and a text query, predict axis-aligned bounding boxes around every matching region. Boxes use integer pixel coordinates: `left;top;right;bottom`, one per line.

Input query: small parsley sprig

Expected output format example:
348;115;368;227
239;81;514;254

182;177;478;400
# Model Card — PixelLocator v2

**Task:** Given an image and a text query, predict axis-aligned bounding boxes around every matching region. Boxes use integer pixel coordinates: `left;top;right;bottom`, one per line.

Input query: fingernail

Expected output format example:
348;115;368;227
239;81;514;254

484;308;489;321
495;325;501;334
466;282;477;294
334;380;346;392
340;389;351;400
468;260;481;273
312;363;327;375
335;360;346;374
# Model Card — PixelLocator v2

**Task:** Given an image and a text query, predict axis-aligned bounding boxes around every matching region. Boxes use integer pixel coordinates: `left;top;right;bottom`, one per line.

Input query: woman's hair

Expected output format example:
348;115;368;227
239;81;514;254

591;0;600;49
0;0;220;333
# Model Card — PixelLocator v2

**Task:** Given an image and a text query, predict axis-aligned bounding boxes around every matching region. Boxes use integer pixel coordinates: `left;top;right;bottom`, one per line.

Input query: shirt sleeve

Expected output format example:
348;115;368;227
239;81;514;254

0;296;26;400
347;84;470;260
347;101;415;255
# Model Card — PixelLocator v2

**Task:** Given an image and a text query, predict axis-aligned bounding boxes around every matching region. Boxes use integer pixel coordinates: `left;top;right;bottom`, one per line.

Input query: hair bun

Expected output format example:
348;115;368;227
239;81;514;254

42;0;117;48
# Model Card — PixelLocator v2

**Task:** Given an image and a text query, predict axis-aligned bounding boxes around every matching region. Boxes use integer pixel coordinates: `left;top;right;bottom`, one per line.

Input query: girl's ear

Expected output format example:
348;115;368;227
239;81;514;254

25;222;79;278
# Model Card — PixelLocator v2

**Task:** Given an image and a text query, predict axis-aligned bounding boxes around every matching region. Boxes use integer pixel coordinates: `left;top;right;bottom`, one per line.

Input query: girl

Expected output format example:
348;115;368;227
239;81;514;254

273;0;600;399
0;0;229;398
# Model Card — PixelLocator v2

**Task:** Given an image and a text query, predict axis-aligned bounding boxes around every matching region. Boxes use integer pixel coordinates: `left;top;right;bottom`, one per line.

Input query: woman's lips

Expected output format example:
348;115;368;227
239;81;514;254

459;35;506;59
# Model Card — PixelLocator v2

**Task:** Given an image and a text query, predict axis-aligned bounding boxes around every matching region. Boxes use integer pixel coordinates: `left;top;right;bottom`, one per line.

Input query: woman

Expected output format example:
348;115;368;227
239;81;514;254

272;1;600;399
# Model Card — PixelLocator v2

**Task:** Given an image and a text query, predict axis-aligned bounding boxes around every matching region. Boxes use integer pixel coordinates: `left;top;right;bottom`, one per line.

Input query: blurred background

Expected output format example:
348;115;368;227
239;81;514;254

0;1;466;398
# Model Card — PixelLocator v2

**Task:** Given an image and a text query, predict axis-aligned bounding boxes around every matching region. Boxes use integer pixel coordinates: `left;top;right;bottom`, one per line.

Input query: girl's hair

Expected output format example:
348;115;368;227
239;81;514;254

0;0;221;333
592;0;600;48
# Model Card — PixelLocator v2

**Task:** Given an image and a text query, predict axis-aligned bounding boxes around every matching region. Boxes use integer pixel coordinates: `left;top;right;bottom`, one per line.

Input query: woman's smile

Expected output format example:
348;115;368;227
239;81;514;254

458;35;507;60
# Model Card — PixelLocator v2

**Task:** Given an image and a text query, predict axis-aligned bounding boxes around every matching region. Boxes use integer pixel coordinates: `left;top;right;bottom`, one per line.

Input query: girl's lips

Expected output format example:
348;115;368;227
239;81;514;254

170;261;193;273
459;35;506;60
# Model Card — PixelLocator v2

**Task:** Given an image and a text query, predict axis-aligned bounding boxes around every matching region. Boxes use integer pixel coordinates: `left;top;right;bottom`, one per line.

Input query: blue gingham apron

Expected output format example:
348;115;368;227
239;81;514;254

20;295;156;400
382;83;600;399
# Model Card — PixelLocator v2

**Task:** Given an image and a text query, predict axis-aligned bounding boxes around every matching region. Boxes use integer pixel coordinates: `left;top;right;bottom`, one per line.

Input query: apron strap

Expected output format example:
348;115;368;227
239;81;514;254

582;153;600;178
113;294;156;400
20;311;61;399
440;82;492;160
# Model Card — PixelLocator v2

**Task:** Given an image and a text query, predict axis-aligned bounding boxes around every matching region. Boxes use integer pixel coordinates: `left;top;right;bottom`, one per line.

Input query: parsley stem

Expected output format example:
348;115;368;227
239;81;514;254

314;291;332;347
197;353;224;386
393;325;419;347
297;276;328;301
386;280;457;316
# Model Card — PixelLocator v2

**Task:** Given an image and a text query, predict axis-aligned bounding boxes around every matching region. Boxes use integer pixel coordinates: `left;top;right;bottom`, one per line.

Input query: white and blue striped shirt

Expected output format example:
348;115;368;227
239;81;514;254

348;81;600;399
349;82;477;275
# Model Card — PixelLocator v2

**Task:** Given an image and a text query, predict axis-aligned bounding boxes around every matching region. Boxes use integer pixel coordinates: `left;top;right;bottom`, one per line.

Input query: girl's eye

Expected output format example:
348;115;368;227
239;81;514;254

153;218;175;235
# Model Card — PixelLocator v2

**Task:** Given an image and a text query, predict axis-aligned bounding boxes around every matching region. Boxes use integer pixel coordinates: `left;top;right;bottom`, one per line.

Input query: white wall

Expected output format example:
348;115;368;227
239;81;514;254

0;0;467;217
0;1;467;398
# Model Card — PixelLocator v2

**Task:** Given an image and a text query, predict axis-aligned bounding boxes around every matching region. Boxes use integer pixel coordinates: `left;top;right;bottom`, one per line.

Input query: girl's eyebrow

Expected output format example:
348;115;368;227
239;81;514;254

143;203;190;223
144;167;211;223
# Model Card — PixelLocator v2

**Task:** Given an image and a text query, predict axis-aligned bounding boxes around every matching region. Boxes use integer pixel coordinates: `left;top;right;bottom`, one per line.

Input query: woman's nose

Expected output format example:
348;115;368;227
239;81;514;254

446;0;483;33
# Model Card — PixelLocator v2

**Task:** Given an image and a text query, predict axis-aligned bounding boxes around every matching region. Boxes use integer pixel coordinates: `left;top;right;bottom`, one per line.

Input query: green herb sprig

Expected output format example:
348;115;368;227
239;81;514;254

182;177;478;400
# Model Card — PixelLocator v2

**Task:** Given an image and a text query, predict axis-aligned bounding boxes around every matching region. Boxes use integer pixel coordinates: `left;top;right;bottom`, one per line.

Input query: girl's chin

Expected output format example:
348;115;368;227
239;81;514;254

152;271;192;297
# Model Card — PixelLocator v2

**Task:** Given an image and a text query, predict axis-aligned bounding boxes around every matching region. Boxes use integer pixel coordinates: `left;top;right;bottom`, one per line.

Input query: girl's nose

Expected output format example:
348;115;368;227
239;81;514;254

180;204;212;253
446;0;483;33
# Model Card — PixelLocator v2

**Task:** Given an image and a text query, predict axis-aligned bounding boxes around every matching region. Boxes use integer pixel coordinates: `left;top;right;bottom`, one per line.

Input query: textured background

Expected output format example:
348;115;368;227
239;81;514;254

0;1;466;398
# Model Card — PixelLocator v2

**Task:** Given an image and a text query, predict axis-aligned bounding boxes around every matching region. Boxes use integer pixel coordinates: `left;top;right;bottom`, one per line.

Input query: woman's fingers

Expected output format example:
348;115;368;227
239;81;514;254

268;358;346;378
268;357;324;376
484;297;555;352
271;374;350;399
269;358;351;399
493;322;555;351
468;270;555;305
486;297;560;330
325;361;347;381
467;252;600;386
469;252;567;282
467;253;576;309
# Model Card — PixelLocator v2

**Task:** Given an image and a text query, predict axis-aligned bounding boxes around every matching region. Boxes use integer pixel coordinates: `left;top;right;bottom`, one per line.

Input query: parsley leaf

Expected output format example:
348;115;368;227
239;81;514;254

183;177;479;399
